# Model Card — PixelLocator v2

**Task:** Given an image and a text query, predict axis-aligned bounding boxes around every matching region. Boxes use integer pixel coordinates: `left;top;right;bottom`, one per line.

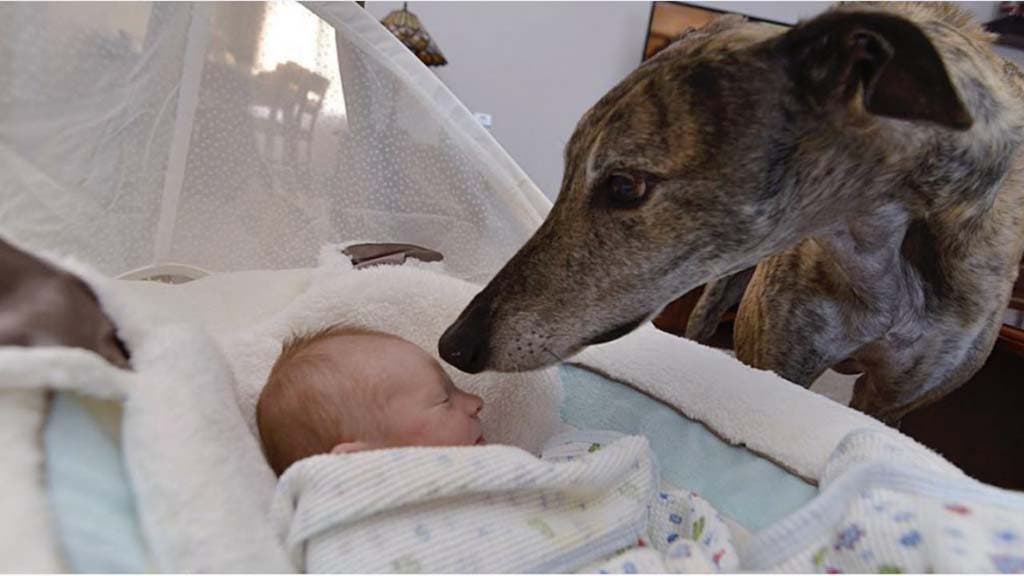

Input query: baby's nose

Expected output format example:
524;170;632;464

466;393;483;416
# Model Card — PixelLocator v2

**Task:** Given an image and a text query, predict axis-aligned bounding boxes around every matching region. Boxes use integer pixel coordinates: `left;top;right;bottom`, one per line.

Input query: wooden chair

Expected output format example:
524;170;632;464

250;62;330;169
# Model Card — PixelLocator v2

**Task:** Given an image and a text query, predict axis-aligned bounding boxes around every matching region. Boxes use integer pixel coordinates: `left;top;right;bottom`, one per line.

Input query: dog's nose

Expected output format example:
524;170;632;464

438;301;492;374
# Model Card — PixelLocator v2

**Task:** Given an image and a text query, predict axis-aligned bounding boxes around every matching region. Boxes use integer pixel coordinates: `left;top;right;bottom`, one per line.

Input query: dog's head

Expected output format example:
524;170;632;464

440;8;974;373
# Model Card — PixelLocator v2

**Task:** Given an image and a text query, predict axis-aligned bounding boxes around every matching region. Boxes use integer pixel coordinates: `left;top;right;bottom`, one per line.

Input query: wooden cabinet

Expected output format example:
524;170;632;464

899;324;1024;490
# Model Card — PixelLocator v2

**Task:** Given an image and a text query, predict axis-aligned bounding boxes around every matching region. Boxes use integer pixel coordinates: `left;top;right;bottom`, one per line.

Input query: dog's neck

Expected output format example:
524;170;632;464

807;125;1024;326
812;203;912;302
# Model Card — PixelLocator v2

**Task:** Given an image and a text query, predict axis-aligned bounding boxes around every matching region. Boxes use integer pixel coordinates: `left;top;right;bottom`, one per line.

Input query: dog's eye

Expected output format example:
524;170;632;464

606;172;648;208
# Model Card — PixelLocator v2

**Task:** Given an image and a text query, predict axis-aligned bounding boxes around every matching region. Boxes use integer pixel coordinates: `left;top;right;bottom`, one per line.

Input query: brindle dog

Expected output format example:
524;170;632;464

439;2;1024;423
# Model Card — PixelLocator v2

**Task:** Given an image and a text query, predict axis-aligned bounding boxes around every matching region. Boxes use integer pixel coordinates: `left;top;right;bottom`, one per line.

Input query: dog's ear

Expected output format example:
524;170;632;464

778;11;972;130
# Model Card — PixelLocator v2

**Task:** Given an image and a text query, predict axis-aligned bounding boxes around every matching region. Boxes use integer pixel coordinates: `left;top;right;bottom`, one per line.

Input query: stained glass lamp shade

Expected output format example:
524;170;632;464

381;3;447;67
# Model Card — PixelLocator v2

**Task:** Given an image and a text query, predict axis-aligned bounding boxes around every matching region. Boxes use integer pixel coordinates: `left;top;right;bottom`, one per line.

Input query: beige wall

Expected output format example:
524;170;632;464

367;1;651;199
366;2;999;200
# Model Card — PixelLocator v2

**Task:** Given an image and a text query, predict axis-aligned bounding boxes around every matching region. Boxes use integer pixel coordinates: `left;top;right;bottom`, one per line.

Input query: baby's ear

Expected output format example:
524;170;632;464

331;441;373;454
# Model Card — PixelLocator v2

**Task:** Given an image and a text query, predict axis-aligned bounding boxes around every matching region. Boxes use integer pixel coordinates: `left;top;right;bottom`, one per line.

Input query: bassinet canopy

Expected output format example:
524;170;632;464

0;1;549;283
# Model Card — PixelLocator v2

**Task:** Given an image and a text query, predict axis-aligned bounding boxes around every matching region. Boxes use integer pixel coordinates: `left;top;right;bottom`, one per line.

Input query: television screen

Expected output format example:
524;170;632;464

643;2;787;61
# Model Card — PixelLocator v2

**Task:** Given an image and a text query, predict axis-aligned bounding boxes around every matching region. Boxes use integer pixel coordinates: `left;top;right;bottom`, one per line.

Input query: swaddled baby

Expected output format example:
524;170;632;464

258;324;737;574
257;325;485;475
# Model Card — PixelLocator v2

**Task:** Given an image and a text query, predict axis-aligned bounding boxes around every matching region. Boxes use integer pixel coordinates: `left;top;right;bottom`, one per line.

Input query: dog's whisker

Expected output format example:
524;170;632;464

543;346;564;365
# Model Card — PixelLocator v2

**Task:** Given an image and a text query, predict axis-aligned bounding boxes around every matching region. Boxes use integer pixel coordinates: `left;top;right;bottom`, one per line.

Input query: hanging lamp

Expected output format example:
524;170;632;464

381;2;448;67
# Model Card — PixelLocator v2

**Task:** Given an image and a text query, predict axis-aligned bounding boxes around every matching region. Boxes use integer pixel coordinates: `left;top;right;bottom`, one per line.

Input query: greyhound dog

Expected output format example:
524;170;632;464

439;2;1024;423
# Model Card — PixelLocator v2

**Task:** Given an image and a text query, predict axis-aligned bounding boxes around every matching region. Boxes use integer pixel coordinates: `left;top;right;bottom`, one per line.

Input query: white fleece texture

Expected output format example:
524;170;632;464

0;390;63;573
572;326;925;482
224;257;564;455
0;252;293;573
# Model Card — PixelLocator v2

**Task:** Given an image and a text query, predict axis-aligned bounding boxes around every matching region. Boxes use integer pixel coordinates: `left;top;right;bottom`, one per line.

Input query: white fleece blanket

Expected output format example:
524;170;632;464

0;255;293;573
271;436;657;573
0;389;63;572
222;247;564;454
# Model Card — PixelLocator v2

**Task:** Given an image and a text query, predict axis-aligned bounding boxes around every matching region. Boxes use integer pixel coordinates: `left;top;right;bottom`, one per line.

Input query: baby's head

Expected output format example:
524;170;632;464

257;326;484;475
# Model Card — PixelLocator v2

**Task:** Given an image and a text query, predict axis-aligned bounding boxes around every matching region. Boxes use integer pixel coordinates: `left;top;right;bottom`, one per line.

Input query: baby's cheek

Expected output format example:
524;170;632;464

416;412;460;444
387;407;431;441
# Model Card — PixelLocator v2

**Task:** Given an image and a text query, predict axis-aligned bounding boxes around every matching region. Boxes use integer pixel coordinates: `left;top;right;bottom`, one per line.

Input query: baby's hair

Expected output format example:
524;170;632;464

273;324;345;373
257;324;386;475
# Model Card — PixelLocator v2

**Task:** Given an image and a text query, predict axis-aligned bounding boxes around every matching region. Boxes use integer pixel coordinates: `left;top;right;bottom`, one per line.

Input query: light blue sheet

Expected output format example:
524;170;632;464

559;364;817;531
44;393;149;573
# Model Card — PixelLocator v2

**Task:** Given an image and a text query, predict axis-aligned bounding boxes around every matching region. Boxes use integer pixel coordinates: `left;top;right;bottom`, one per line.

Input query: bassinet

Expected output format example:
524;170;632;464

0;2;930;572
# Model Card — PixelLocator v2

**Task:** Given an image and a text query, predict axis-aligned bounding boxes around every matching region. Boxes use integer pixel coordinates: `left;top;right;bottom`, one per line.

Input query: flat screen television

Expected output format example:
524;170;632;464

642;2;787;61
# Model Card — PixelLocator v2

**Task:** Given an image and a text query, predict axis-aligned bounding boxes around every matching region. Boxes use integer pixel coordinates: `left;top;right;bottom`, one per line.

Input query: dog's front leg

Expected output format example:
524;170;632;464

685;266;755;344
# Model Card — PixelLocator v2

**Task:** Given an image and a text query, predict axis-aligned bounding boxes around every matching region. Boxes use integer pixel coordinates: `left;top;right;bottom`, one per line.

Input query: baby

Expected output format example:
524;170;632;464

257;325;485;476
260;326;738;573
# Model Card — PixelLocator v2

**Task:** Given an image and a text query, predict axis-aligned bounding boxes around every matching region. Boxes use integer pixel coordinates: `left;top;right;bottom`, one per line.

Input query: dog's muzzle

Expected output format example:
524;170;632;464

584;315;648;346
438;299;492;374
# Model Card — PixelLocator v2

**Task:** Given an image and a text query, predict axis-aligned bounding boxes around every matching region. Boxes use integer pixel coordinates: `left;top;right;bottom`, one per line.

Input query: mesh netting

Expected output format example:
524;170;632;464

0;1;549;283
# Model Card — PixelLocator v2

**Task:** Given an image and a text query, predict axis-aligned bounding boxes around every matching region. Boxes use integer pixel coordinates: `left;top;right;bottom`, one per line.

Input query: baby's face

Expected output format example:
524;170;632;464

382;339;486;448
323;334;484;451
